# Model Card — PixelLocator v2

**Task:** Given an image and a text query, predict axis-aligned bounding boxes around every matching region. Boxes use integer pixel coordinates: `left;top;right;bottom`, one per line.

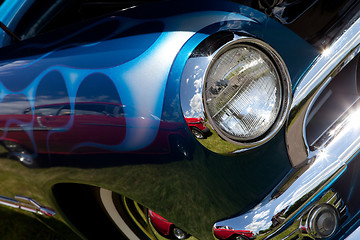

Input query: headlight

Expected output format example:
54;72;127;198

181;35;291;152
204;42;284;142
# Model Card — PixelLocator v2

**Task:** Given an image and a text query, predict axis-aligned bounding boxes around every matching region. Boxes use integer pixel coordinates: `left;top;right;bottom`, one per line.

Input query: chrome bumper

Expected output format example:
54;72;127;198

214;15;360;240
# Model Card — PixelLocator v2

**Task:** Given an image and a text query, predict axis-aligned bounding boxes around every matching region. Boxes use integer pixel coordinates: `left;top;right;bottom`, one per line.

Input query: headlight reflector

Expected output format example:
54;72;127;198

203;39;290;145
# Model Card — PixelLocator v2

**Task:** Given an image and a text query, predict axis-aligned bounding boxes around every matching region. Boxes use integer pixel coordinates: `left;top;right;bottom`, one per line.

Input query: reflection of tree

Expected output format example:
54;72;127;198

271;209;286;227
283;188;319;219
209;79;229;95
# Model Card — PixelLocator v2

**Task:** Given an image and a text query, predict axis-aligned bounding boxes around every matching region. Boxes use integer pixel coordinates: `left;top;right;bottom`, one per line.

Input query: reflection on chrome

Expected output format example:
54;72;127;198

322;47;333;58
0;195;55;217
180;33;291;153
286;16;360;168
347;106;360;129
214;16;360;240
214;98;356;238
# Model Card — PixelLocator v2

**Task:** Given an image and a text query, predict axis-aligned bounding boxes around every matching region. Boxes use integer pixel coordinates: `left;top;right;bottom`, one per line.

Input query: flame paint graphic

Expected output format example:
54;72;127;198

0;11;253;155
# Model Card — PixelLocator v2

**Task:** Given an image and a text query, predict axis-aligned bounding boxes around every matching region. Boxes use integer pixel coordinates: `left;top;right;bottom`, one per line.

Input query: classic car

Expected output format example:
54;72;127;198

185;118;210;139
1;101;189;167
0;0;359;240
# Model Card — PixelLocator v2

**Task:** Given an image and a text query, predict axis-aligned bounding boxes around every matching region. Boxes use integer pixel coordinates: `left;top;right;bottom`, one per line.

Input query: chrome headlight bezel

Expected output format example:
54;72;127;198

180;34;291;153
203;37;291;147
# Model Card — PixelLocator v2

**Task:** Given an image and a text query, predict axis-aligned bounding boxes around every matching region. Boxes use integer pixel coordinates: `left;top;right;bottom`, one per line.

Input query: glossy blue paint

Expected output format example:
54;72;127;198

0;8;260;155
0;0;317;205
0;1;341;239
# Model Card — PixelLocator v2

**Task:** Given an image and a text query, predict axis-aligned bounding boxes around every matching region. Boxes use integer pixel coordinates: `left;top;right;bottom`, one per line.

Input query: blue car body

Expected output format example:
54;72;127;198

0;0;358;239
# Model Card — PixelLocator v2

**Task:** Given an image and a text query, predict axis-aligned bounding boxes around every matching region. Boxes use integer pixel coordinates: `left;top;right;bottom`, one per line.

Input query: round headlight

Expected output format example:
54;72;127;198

203;38;290;146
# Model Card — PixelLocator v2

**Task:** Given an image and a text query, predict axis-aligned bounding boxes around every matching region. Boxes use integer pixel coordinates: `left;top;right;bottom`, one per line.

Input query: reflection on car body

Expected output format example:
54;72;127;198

185;117;211;139
1;102;190;167
0;0;359;239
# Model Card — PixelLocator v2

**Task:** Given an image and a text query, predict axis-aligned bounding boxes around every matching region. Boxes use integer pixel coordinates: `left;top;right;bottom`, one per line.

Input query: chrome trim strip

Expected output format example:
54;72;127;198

286;16;360;167
0;195;55;216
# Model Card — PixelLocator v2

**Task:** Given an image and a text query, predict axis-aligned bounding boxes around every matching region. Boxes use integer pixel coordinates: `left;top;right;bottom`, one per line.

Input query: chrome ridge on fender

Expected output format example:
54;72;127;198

0;195;55;216
287;16;360;168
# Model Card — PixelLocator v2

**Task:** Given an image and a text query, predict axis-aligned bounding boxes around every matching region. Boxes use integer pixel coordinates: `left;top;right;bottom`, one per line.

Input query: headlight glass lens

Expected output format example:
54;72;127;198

204;44;282;142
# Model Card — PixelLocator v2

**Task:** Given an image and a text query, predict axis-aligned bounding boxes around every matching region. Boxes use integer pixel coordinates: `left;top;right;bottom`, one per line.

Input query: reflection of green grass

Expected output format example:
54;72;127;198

0;146;80;239
198;131;241;153
0;148;223;239
0;145;229;239
0;133;290;240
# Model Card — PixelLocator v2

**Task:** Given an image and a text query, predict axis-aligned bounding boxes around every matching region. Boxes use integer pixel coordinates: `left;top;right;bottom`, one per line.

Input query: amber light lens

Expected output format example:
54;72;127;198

204;43;282;142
